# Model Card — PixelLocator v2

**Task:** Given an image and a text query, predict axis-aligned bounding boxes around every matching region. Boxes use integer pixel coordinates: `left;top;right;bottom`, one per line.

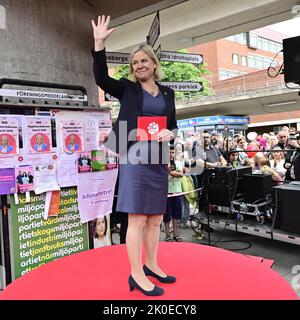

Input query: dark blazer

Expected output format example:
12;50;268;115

92;48;178;153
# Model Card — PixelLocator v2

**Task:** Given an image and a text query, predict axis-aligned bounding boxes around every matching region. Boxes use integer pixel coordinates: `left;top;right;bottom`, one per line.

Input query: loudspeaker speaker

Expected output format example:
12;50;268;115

208;184;232;206
283;35;300;84
281;188;300;234
243;174;272;203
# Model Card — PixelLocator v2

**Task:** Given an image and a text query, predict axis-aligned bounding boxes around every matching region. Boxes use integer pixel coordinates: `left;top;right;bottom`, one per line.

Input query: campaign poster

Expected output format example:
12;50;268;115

0;117;19;157
61;120;84;153
99;119;112;146
15;165;34;193
9;188;89;279
0;168;16;195
91;149;106;171
77;151;92;173
77;169;118;223
92;214;112;248
25;117;52;153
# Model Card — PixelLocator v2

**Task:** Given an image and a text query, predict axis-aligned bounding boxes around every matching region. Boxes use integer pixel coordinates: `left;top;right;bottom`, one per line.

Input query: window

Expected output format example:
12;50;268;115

241;56;247;67
232;53;239;65
219;69;245;80
0;5;6;30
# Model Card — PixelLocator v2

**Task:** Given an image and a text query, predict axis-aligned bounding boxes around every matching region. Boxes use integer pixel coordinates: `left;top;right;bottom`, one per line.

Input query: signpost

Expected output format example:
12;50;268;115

105;52;129;64
160;50;203;65
146;11;160;48
159;81;203;92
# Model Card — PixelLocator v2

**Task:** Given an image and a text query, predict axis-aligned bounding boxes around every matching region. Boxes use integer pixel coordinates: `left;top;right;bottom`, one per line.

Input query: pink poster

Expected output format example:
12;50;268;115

15;165;34;193
26;117;52;153
0;117;19;157
61;120;84;153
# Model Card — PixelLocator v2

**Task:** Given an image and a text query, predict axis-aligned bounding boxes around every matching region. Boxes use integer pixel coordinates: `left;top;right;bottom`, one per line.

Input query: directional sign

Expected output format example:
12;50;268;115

146;11;160;48
106;52;130;64
155;44;161;61
160;50;203;65
159;81;203;92
0;88;87;101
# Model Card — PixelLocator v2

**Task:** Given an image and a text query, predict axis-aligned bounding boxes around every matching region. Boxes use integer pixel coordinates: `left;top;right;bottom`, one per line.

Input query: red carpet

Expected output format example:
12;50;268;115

0;242;297;300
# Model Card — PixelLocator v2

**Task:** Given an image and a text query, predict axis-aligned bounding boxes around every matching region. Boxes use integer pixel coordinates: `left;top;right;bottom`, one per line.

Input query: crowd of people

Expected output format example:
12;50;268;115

161;125;300;238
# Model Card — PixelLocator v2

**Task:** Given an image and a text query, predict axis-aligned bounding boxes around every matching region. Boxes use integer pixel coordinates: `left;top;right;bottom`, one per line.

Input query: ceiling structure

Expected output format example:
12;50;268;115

85;0;300;116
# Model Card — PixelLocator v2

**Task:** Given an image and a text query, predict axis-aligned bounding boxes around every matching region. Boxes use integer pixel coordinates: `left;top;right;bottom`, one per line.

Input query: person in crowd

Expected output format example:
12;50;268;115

266;135;278;151
255;158;283;185
93;216;111;248
16;170;23;184
227;149;242;167
243;157;255;172
274;131;289;150
33;134;48;151
269;147;286;179
236;136;248;164
67;134;79;151
197;131;227;168
163;146;183;242
253;152;266;171
284;134;300;181
0;135;13;154
91;15;177;296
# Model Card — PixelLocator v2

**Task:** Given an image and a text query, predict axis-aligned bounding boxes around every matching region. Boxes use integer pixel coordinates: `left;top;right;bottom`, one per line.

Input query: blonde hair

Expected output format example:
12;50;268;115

129;44;163;82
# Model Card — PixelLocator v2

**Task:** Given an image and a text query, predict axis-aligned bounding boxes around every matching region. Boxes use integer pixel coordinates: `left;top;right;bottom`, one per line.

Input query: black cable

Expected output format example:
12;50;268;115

267;50;283;78
213;239;252;251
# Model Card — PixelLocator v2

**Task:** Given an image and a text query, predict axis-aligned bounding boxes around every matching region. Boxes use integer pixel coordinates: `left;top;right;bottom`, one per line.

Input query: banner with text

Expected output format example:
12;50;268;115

9;187;89;279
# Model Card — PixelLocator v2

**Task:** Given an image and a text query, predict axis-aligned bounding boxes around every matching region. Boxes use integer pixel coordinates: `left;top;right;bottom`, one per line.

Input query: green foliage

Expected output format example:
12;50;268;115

113;49;212;99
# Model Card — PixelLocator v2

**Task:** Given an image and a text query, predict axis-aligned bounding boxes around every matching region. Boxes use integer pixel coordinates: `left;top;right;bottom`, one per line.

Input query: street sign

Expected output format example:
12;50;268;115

160;50;203;65
155;44;161;60
106;52;130;64
146;11;160;48
159;81;203;92
0;88;87;101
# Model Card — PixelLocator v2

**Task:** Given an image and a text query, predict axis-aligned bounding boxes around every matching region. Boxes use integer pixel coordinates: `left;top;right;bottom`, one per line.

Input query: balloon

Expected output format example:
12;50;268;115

246;144;257;158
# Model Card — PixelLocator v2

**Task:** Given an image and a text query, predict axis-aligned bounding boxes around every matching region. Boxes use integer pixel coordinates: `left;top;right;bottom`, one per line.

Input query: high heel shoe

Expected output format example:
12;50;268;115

128;275;164;296
143;265;176;283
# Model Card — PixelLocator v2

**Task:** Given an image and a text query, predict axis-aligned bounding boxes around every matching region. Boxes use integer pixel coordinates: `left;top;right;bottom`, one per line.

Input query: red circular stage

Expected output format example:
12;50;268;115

0;242;297;300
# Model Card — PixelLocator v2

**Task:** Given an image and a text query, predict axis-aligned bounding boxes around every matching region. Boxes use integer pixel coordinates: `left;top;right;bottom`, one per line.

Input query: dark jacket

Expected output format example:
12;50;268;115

92;48;178;153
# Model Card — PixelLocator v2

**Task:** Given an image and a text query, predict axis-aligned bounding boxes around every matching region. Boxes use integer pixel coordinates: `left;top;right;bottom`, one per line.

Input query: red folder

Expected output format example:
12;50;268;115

137;116;167;141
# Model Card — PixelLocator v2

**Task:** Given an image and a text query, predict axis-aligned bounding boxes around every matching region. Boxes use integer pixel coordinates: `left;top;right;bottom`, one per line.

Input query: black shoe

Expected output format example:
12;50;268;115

143;265;176;283
128;275;164;296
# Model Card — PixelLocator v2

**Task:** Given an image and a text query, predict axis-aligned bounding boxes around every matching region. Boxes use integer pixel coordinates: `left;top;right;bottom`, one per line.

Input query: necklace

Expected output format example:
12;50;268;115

143;85;159;97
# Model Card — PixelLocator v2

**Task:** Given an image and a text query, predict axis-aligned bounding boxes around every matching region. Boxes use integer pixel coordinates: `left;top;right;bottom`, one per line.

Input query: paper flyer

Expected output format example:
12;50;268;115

77;168;118;223
15;165;34;193
24;117;52;154
77;151;92;173
56;153;78;187
43;191;60;220
61;120;84;153
0;117;19;157
33;164;60;194
0;168;16;195
84;117;100;151
91;149;106;171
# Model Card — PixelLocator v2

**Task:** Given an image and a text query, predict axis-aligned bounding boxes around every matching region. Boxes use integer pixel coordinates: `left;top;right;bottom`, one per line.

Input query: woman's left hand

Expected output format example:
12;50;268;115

157;129;174;142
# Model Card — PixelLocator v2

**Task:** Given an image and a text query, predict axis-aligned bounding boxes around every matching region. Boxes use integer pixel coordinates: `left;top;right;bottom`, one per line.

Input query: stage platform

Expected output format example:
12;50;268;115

0;242;297;300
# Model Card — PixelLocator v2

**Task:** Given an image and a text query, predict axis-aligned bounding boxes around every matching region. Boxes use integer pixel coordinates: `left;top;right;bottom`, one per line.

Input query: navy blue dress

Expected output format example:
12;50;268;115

116;90;169;214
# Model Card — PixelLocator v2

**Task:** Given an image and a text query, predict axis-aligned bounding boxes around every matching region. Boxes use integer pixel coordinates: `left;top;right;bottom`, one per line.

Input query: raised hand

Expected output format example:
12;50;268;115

91;15;116;50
